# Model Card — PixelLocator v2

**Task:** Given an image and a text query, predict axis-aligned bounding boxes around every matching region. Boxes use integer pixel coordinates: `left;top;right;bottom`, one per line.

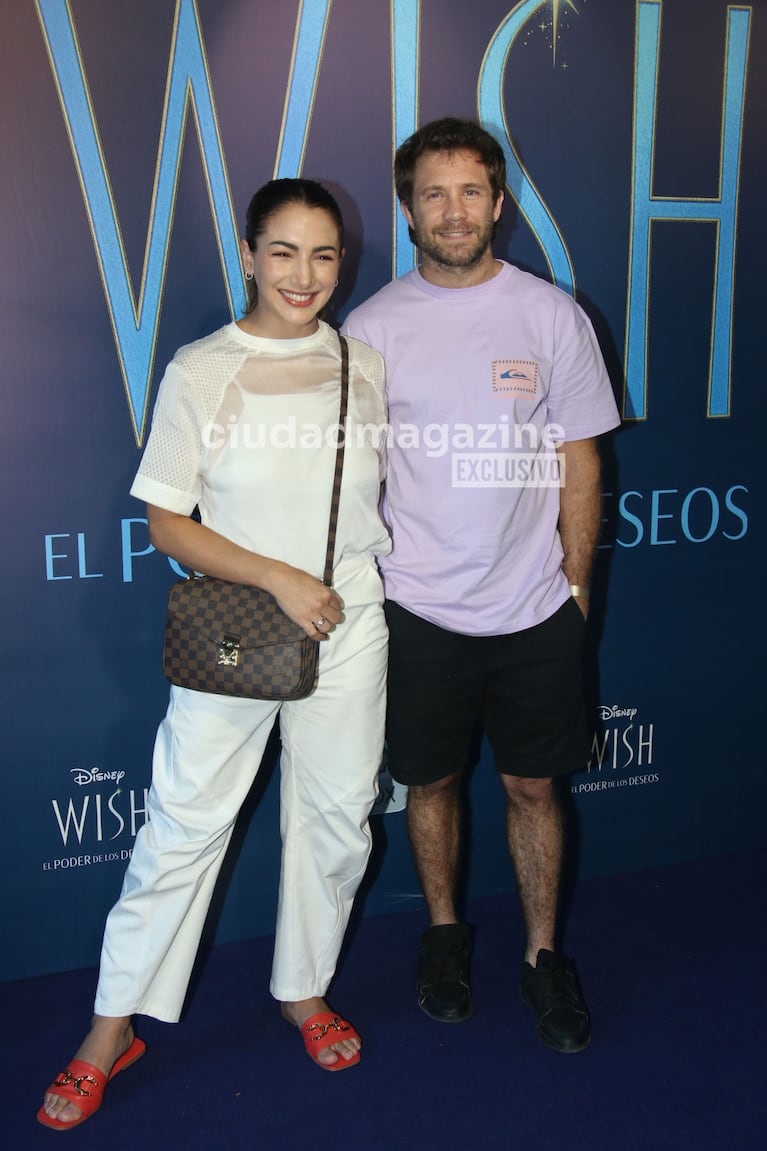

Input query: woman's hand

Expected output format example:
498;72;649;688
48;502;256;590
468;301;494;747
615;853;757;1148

146;506;343;640
265;562;344;640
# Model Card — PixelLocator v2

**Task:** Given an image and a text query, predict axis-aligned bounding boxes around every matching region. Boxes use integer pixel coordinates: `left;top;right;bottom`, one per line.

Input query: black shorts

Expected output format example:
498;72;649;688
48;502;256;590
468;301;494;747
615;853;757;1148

384;597;589;785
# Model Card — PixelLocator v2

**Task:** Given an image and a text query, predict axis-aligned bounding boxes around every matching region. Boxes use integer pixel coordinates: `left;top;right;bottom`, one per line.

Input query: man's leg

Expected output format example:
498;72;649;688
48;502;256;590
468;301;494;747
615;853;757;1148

384;601;479;1023
406;770;462;926
484;599;591;1052
501;774;562;964
502;773;590;1055
510;776;589;1054
406;772;473;1021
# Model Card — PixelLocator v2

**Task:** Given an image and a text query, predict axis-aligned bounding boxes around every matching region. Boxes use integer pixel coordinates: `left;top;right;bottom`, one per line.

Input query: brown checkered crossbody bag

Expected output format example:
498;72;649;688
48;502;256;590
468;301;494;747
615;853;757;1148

162;334;349;700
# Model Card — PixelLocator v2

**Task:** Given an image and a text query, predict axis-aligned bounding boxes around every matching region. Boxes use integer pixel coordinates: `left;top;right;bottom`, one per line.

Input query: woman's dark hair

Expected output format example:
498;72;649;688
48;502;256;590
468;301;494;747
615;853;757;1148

243;178;345;313
394;117;507;236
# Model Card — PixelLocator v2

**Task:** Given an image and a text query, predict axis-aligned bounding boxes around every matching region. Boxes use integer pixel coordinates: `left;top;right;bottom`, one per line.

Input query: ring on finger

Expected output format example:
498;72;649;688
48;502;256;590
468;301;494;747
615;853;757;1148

314;616;327;629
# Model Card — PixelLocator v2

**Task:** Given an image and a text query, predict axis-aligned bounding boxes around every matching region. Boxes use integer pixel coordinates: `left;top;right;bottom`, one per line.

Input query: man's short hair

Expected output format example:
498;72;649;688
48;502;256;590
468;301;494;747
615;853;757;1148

394;117;507;211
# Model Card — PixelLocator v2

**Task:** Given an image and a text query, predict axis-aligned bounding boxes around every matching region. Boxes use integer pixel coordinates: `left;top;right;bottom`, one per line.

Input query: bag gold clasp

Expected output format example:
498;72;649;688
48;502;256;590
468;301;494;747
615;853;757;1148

217;636;240;667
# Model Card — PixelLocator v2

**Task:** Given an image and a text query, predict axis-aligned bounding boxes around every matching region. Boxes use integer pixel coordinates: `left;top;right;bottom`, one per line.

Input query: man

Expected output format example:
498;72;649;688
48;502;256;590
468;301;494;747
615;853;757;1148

343;118;620;1053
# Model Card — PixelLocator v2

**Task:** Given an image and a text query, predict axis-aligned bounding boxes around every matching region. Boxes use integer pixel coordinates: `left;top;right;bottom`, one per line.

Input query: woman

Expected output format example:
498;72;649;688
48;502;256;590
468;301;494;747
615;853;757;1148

39;179;390;1130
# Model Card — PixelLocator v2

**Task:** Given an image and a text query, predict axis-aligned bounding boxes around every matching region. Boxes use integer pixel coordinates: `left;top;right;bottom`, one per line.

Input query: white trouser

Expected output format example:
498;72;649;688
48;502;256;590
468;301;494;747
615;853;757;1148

94;598;387;1022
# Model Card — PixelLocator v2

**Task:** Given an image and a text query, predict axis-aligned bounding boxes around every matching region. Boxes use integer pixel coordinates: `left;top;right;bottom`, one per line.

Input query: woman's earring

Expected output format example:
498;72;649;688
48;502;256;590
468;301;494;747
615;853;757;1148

333;279;339;287
244;270;254;281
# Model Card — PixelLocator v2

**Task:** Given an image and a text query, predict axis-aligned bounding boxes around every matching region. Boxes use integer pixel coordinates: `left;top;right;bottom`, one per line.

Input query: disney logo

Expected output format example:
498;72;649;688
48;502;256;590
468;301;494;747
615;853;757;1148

598;705;638;721
70;768;126;787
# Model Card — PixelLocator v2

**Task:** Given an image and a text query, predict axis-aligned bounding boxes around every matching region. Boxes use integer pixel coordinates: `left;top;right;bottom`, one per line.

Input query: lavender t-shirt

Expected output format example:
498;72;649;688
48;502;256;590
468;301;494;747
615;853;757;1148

343;263;620;635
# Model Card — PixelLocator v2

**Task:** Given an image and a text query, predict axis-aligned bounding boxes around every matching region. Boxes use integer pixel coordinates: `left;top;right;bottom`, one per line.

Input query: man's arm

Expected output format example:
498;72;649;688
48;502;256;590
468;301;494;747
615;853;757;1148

558;437;602;618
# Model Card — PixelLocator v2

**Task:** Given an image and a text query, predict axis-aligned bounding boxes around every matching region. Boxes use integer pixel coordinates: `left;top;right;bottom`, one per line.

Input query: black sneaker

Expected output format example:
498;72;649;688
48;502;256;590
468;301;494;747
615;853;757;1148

519;949;591;1053
416;924;473;1023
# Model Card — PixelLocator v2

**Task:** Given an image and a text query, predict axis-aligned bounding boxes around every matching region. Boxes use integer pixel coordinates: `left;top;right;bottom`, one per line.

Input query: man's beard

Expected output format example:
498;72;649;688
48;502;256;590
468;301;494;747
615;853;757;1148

412;217;495;269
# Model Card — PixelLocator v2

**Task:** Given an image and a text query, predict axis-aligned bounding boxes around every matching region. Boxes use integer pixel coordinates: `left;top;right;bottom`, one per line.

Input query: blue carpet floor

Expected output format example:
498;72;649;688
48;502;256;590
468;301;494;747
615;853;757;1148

6;849;766;1150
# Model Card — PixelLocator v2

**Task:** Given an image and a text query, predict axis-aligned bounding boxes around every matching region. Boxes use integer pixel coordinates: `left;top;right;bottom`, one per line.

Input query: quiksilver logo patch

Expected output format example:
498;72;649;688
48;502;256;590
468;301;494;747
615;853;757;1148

492;360;538;395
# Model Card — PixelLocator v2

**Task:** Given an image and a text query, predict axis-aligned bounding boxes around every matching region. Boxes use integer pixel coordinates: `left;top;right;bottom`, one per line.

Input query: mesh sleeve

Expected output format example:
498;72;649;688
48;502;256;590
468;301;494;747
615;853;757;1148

130;359;205;513
346;334;388;479
346;335;386;419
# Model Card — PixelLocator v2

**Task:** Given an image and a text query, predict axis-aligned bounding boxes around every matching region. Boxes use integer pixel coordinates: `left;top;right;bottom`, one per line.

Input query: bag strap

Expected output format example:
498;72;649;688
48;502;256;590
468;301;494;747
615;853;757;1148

321;334;349;587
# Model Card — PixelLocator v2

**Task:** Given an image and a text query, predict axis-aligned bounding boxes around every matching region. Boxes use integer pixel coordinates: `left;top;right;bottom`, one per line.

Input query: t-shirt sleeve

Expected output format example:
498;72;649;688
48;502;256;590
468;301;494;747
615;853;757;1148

341;306;375;350
129;359;204;513
546;299;621;441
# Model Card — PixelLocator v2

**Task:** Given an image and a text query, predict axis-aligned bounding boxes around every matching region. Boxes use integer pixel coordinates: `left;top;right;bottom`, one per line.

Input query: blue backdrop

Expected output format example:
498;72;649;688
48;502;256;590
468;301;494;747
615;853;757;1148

1;0;763;983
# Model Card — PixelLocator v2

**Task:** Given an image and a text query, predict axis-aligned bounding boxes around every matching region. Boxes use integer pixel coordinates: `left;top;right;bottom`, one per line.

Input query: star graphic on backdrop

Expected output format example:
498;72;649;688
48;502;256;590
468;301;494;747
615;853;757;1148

522;1;584;68
551;0;579;66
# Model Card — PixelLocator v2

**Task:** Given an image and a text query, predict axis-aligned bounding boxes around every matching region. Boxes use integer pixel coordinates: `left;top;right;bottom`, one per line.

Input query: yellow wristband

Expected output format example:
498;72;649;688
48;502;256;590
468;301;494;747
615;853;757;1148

569;584;590;599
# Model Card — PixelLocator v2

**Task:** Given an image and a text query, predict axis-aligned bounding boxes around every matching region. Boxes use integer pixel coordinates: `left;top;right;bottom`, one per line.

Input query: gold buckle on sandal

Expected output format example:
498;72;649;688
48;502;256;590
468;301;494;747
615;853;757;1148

53;1069;99;1097
305;1016;350;1042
